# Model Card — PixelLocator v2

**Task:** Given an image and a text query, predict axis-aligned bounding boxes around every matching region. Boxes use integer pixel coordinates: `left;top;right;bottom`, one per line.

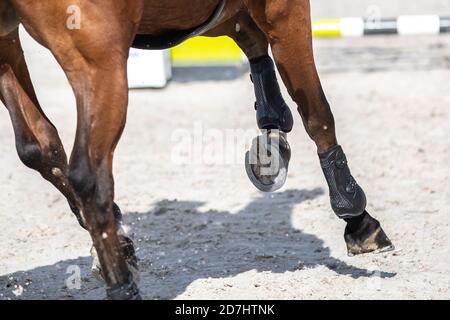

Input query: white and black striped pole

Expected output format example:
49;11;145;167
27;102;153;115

312;16;450;38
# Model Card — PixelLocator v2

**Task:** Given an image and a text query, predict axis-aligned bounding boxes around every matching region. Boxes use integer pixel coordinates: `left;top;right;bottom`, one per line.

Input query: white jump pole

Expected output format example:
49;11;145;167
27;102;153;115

313;15;450;37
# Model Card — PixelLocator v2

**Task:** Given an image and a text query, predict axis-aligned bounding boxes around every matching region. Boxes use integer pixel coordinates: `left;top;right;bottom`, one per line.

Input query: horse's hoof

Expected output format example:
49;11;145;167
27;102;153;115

106;273;141;300
91;235;140;283
345;212;395;256
245;130;291;192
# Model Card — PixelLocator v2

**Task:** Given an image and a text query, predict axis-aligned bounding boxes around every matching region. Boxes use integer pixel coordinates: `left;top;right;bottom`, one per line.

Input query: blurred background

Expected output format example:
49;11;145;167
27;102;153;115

129;0;450;84
0;1;449;300
313;0;449;17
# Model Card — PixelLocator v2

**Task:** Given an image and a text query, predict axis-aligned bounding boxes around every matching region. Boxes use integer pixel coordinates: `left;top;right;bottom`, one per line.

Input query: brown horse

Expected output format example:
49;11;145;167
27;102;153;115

0;0;394;299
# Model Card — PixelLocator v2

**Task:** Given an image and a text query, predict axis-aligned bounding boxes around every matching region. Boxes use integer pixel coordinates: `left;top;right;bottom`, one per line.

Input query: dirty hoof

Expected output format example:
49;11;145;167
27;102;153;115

106;273;141;300
345;211;395;256
245;130;291;192
91;235;140;283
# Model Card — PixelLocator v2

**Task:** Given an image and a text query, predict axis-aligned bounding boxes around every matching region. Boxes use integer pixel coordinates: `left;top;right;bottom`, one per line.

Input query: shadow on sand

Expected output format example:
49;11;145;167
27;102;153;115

0;188;396;300
171;65;248;83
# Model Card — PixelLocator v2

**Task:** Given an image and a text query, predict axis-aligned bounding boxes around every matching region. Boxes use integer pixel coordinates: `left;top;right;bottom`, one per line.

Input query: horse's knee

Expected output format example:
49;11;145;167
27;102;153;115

93;179;114;218
68;159;115;228
68;158;96;198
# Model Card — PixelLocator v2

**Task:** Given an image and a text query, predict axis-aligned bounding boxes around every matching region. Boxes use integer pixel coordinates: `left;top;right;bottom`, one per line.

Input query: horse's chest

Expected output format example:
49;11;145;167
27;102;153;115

138;0;220;35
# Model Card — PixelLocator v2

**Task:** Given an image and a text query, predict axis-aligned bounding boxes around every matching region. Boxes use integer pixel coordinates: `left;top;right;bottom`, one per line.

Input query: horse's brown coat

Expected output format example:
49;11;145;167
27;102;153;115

0;0;340;298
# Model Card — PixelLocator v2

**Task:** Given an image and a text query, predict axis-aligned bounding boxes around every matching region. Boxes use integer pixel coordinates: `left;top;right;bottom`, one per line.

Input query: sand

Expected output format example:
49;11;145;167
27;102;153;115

0;1;449;300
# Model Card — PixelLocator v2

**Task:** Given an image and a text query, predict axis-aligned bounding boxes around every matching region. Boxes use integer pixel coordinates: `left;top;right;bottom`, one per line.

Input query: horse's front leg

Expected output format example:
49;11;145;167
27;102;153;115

207;11;293;192
0;27;86;226
245;0;394;255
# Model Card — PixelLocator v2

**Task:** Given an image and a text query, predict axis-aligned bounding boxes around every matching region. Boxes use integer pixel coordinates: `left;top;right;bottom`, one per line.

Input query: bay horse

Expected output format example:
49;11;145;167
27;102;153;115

0;0;394;299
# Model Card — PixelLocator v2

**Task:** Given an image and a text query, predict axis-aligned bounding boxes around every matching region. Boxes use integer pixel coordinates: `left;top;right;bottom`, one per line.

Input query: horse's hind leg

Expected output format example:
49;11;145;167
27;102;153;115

245;0;394;255
0;28;85;226
207;12;294;192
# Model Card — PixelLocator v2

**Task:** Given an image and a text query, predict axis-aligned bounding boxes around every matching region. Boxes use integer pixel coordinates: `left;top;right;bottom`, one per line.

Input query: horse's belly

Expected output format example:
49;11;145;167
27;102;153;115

137;0;221;35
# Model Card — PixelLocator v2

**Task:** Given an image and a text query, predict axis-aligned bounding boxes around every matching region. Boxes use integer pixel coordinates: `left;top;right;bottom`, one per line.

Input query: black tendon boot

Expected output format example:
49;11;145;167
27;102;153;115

319;145;394;256
319;145;366;218
249;55;293;132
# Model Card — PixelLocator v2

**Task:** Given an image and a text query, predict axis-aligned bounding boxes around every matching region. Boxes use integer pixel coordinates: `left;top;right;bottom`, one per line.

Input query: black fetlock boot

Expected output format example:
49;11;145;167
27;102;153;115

319;145;394;256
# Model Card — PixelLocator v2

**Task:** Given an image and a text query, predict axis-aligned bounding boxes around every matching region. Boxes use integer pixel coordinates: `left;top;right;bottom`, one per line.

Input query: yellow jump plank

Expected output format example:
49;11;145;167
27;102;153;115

171;36;243;66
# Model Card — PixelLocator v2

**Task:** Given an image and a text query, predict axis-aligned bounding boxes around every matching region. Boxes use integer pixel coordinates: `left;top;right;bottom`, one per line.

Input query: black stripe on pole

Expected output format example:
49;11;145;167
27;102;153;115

441;17;450;33
363;18;398;35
